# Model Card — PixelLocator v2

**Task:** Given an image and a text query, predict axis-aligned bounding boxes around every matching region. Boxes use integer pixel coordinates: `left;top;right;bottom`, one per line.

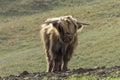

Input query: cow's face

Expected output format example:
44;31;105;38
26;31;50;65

45;16;83;43
56;16;76;43
56;16;83;43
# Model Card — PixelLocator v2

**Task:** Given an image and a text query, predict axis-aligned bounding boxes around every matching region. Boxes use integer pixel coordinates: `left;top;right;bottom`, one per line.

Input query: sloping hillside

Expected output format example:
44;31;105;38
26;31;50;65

0;0;95;16
0;0;120;77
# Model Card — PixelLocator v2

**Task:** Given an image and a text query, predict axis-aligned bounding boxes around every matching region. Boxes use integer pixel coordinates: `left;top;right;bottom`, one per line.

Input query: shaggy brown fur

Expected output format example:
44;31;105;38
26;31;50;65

40;16;84;72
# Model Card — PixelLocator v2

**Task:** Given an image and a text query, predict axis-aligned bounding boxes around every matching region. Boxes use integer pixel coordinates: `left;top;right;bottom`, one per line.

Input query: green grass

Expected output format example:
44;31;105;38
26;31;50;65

42;75;120;80
66;75;120;80
0;0;120;77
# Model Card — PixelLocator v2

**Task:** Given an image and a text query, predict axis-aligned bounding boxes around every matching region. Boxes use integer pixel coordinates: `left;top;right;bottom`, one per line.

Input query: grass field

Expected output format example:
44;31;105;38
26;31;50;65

0;0;120;77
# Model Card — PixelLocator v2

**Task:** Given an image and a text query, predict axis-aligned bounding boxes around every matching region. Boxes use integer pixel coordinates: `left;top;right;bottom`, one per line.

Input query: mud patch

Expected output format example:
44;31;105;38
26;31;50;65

0;66;120;80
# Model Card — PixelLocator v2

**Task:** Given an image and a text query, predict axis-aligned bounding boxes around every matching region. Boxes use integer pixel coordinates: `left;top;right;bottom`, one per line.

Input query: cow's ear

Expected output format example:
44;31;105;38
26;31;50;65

76;21;83;29
57;24;64;33
52;21;59;27
76;21;84;32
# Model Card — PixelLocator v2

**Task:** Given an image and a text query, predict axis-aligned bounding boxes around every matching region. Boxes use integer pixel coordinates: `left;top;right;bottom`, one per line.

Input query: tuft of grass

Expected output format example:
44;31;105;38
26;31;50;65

24;77;30;80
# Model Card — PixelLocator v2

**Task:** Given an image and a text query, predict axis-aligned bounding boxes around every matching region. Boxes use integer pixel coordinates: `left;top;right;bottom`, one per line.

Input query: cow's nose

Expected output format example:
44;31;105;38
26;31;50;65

69;36;73;39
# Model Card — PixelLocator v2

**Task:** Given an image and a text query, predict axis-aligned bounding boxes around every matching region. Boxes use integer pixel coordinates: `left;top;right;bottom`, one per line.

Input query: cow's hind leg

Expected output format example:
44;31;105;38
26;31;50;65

45;49;54;72
47;57;53;72
43;33;54;72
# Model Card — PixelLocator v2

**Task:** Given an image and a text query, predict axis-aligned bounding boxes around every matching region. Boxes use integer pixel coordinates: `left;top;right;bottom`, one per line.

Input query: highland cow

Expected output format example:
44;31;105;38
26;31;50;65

40;16;88;72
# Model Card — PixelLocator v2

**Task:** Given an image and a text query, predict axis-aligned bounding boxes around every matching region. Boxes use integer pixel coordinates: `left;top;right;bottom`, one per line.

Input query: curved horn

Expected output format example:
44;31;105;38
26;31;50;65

44;18;61;27
45;18;60;23
77;21;90;25
80;22;90;25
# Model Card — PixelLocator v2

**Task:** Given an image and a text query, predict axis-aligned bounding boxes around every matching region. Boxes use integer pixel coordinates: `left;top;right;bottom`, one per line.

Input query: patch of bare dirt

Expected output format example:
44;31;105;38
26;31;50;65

0;66;120;80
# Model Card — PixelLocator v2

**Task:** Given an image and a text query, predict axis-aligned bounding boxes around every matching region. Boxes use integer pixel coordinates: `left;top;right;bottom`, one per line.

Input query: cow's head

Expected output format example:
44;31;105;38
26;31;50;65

45;15;88;43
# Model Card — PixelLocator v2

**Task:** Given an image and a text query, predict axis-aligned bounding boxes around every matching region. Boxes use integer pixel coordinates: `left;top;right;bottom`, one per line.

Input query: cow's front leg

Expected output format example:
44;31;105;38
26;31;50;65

62;55;69;71
62;44;75;71
53;55;62;72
